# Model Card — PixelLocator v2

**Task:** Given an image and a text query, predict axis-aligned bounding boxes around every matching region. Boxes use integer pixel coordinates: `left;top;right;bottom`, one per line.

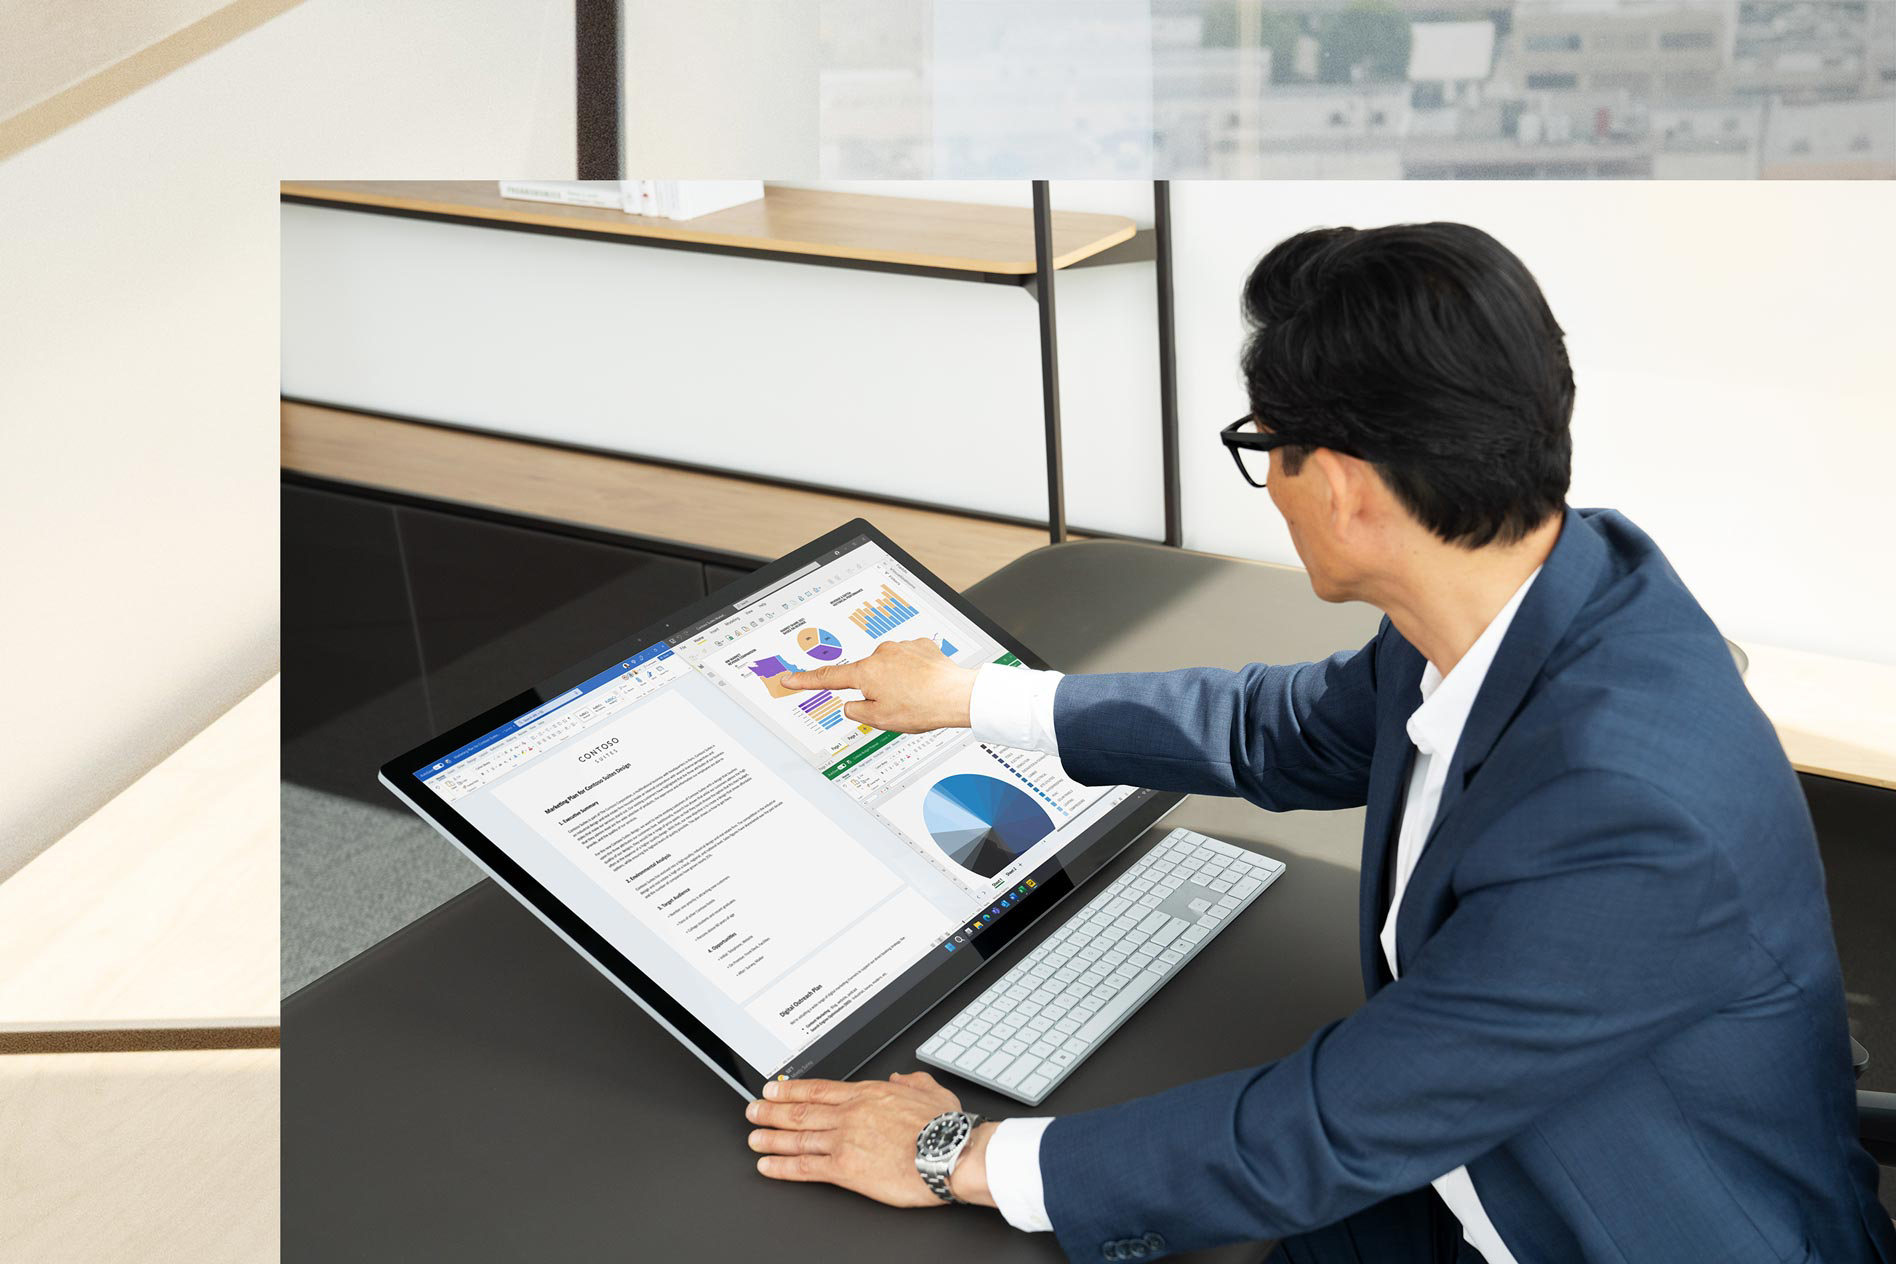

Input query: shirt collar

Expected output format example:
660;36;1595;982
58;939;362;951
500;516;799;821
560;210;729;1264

1406;566;1543;759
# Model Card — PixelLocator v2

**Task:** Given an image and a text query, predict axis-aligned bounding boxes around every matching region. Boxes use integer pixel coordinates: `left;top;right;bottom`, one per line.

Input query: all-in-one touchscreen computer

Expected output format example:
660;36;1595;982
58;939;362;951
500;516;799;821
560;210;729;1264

381;520;1181;1098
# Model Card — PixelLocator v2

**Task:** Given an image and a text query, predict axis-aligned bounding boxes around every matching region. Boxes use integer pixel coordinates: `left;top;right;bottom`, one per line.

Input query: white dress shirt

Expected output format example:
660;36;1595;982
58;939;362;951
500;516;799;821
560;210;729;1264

964;568;1539;1257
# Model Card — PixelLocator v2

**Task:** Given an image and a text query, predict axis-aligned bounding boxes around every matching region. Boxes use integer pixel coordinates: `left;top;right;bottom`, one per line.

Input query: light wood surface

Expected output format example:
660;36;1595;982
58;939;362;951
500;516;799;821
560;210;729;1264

0;677;278;1032
0;0;302;161
0;1048;278;1262
281;401;1062;592
1734;640;1896;792
279;180;1138;274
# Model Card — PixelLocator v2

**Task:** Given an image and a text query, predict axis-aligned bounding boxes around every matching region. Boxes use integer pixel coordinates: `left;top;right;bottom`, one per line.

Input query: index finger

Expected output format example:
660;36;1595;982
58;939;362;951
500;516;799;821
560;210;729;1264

763;1078;858;1103
781;664;859;691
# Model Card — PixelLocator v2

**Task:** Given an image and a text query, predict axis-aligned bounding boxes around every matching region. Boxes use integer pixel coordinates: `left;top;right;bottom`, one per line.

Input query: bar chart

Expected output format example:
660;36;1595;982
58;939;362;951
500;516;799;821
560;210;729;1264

796;689;848;731
849;584;921;638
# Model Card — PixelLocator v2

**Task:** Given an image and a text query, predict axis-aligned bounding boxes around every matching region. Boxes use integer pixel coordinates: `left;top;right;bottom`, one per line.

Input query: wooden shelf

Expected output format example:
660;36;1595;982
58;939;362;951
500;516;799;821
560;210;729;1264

281;401;1066;592
279;180;1139;276
0;677;278;1040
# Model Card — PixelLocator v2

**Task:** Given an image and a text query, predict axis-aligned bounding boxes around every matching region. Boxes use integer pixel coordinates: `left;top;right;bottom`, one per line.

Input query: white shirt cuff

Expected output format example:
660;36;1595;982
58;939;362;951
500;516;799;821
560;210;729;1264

984;1116;1056;1232
968;663;1063;755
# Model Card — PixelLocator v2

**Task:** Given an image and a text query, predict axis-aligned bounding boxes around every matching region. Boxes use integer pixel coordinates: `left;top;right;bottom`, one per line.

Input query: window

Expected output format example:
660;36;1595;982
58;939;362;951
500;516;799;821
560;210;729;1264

1664;72;1716;95
1660;31;1716;51
1594;31;1652;53
1592;72;1653;93
1525;34;1582;52
1527;73;1579;90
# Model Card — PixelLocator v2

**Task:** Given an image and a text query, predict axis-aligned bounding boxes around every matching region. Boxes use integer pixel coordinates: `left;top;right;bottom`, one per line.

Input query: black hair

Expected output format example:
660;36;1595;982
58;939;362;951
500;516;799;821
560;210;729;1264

1240;222;1574;548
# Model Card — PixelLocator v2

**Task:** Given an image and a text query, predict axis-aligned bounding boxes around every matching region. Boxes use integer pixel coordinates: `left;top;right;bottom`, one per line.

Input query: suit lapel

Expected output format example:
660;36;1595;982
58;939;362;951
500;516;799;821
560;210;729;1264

1429;507;1607;837
1387;509;1612;970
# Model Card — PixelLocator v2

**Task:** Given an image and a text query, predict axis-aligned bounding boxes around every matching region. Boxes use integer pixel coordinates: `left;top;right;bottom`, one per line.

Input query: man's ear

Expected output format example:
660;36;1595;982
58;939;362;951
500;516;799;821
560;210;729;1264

1309;447;1366;539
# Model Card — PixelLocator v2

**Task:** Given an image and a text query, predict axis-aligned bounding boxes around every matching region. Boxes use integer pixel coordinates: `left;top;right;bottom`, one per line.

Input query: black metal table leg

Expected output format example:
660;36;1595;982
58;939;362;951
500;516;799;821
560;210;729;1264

1154;180;1182;547
576;0;622;179
1031;181;1067;545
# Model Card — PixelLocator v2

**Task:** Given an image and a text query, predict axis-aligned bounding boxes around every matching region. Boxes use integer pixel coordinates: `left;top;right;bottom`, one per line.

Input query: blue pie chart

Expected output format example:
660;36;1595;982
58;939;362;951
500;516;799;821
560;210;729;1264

922;774;1055;878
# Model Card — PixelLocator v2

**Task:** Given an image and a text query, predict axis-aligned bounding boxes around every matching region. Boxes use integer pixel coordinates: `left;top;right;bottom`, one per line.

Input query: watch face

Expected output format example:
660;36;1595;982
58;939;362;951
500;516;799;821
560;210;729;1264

919;1114;967;1158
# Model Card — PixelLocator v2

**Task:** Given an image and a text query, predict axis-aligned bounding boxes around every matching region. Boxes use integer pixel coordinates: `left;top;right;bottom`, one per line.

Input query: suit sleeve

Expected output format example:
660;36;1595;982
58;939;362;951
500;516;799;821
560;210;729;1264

1050;629;1386;813
1035;769;1752;1262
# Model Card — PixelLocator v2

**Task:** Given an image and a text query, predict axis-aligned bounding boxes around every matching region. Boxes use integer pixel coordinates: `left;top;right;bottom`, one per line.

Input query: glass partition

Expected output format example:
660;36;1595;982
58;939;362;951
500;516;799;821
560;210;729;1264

818;1;1896;178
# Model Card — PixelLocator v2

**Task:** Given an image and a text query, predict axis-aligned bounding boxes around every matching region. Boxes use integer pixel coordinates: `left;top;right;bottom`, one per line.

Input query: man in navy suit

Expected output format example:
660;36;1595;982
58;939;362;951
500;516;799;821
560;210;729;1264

745;224;1895;1262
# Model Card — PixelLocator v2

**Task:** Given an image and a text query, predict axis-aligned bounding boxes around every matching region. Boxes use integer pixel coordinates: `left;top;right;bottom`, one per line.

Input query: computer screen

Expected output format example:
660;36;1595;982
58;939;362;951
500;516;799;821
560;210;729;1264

410;534;1141;1080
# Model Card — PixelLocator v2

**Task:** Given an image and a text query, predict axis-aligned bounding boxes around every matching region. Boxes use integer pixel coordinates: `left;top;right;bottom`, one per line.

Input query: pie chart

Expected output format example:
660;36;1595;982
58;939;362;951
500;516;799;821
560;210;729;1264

797;626;844;662
922;774;1055;878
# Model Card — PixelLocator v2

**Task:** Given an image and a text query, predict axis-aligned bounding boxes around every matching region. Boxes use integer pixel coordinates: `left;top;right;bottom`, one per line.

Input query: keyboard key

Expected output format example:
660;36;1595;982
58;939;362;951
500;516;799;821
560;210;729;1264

1188;897;1212;914
1021;1073;1052;1098
976;1034;1002;1052
1028;1041;1055;1059
978;1050;1016;1080
1002;1038;1028;1055
1049;1049;1078;1067
1149;918;1187;948
1076;970;1166;1042
998;1061;1033;1089
953;1043;990;1073
1181;926;1210;944
1159;949;1183;964
1234;876;1262;898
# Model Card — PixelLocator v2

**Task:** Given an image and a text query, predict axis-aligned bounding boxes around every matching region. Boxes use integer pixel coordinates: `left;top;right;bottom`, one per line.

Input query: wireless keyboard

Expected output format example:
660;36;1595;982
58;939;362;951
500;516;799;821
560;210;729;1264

916;827;1284;1106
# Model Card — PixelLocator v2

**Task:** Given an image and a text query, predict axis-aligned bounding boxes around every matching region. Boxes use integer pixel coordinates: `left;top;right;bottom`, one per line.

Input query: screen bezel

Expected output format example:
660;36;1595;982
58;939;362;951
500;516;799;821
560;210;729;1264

377;518;1183;1096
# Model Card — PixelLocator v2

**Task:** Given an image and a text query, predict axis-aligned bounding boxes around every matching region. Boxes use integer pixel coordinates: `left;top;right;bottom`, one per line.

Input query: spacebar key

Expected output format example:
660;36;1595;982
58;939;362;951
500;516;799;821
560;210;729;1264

1074;970;1166;1044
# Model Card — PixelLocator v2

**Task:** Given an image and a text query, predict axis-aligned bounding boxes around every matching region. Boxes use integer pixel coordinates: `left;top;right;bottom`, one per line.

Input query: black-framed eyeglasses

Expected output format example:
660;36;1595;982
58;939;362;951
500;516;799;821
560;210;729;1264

1221;415;1295;489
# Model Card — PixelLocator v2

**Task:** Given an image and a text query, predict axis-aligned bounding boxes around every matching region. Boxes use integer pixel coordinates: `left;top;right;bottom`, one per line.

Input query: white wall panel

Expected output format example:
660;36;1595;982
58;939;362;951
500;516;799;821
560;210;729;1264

0;0;574;879
1169;180;1896;665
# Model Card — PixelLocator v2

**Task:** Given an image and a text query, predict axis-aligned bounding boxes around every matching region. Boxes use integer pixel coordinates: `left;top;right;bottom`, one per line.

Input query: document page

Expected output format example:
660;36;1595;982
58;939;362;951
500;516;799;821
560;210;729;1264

485;686;948;1053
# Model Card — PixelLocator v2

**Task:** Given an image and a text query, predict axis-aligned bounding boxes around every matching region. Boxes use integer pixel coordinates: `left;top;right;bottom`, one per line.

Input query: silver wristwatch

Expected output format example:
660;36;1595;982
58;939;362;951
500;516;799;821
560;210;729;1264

915;1110;984;1204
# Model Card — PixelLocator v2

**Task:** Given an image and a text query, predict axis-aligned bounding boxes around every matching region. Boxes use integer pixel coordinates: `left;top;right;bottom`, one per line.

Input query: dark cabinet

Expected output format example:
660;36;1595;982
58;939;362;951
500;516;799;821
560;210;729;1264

397;507;704;735
282;485;433;802
283;480;712;804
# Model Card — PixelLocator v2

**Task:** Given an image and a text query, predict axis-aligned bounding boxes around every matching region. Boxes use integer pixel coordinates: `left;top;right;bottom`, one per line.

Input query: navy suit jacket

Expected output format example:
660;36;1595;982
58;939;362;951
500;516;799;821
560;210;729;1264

1037;508;1894;1264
